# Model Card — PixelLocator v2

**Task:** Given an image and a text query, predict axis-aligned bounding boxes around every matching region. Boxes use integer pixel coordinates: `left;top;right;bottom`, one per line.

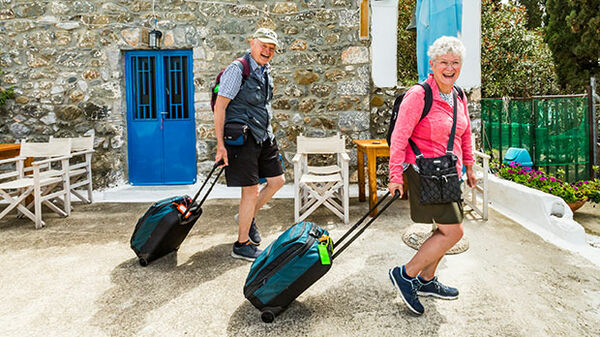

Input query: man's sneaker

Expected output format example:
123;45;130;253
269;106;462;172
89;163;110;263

234;214;261;245
248;220;261;245
232;241;262;262
389;266;425;315
417;276;459;300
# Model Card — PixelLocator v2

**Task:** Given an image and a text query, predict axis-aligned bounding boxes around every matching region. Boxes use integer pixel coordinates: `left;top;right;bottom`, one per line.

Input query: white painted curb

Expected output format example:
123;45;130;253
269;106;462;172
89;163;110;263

488;175;600;267
488;174;586;246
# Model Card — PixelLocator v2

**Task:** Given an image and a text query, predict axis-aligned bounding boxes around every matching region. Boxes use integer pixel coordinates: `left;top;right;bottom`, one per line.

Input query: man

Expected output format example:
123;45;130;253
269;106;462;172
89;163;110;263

213;28;285;261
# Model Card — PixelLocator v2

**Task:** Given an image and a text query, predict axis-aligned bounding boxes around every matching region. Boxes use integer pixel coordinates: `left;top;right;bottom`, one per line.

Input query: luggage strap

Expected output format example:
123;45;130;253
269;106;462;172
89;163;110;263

182;160;225;219
332;190;400;260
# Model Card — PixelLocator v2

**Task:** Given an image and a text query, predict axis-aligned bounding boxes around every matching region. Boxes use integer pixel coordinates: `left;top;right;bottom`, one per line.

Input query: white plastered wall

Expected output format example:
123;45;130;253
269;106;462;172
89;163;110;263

457;0;482;89
371;0;399;88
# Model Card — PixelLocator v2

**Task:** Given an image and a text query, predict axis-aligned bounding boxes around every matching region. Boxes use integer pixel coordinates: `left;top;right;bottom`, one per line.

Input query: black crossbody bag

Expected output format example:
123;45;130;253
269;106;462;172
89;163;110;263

408;91;462;205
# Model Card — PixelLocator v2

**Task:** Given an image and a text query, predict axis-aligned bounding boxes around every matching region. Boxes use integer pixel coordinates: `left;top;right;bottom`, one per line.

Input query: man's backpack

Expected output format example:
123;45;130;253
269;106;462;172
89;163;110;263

210;56;251;112
385;82;464;145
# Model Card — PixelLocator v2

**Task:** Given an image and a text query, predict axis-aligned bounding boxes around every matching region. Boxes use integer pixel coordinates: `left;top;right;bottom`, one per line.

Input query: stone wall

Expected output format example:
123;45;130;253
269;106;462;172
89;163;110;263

0;0;371;188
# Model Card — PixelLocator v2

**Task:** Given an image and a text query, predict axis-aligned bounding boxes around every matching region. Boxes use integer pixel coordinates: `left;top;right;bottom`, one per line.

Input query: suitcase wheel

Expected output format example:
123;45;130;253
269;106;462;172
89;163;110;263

139;258;148;267
261;310;275;323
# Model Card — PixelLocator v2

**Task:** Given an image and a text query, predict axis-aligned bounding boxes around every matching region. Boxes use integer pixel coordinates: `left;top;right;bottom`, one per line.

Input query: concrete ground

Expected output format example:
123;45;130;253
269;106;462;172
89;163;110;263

574;202;600;237
1;197;599;337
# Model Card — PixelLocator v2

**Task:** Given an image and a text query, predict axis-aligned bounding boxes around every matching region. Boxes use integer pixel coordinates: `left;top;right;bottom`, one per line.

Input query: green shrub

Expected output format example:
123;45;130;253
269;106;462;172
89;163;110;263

0;66;14;106
516;0;545;29
481;0;560;97
396;1;560;97
396;0;418;86
545;0;600;91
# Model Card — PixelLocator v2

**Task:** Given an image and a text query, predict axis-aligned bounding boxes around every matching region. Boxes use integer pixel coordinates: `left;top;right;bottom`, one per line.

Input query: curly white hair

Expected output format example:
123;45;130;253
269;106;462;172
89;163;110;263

427;36;466;63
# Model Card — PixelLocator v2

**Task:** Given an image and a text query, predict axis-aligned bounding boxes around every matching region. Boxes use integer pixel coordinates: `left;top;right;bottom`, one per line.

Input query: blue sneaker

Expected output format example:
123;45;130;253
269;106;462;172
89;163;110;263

248;220;262;246
389;266;424;315
234;214;261;246
232;241;263;262
417;276;459;300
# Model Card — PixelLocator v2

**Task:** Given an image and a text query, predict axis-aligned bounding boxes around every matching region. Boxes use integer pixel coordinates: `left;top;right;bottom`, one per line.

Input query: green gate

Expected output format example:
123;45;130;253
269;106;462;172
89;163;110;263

481;94;593;182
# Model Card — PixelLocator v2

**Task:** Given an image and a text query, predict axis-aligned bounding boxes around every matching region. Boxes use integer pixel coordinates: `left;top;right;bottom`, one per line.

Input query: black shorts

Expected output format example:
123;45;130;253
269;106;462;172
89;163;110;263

225;137;284;187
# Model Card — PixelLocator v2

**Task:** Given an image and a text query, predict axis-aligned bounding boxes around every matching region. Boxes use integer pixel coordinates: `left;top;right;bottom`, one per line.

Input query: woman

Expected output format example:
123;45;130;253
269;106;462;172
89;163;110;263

387;36;476;315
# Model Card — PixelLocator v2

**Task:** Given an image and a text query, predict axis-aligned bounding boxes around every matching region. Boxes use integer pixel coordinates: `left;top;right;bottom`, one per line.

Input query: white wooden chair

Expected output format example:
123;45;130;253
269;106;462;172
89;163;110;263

463;147;490;220
292;134;350;224
50;136;95;204
0;140;72;228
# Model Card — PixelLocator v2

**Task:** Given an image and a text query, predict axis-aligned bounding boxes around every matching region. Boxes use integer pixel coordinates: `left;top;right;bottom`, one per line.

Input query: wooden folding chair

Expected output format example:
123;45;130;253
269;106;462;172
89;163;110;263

0;140;72;228
292;134;350;224
50;136;95;204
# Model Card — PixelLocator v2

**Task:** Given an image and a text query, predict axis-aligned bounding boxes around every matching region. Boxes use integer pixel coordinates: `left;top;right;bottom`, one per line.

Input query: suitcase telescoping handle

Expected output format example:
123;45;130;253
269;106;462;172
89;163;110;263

332;190;400;260
182;160;225;219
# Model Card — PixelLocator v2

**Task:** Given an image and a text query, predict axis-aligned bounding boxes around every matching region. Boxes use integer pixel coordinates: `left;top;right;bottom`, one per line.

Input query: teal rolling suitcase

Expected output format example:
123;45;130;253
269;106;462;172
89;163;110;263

244;191;400;322
130;162;224;266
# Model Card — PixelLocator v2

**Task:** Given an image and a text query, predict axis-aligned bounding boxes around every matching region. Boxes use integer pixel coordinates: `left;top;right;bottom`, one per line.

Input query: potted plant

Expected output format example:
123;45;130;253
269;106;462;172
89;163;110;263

492;162;599;212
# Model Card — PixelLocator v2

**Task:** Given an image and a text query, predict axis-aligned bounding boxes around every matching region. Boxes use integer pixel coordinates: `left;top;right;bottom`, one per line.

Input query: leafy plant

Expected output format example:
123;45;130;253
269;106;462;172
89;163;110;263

0;65;14;106
514;0;545;29
481;0;560;97
545;0;600;91
395;0;561;97
396;0;418;86
572;166;600;204
492;161;600;205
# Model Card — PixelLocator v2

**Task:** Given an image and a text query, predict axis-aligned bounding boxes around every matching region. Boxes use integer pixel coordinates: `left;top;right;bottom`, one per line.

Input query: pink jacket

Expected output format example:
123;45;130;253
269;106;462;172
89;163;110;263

389;74;474;184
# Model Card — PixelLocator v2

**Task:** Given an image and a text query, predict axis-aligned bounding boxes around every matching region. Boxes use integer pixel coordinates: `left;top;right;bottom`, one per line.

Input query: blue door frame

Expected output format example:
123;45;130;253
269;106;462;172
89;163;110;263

125;50;196;185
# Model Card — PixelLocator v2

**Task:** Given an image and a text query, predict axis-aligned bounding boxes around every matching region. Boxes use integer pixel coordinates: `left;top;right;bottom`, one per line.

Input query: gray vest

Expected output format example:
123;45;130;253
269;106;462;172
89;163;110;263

225;53;274;143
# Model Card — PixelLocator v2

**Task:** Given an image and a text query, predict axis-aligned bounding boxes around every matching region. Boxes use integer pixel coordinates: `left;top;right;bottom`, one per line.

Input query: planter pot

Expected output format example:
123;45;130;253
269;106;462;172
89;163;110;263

567;199;587;212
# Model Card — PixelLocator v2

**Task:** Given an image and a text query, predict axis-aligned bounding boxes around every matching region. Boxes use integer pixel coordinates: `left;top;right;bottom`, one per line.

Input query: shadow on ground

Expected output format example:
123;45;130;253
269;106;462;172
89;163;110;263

91;243;246;336
0;197;388;252
226;254;445;337
0;202;148;252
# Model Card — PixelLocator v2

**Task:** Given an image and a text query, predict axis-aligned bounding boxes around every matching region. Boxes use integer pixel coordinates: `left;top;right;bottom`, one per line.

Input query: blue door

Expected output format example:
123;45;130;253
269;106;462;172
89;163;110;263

125;50;196;185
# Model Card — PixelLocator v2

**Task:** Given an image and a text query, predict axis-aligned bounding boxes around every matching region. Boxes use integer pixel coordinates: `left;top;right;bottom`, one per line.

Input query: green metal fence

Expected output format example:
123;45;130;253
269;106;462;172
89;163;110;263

481;94;593;182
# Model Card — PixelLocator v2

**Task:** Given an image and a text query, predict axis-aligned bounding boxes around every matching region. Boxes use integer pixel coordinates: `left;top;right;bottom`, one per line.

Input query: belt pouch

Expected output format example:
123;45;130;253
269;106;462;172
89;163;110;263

224;122;248;146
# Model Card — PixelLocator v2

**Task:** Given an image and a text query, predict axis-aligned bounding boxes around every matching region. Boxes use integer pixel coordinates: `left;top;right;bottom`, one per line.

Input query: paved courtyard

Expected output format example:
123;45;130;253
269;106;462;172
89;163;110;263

1;197;599;336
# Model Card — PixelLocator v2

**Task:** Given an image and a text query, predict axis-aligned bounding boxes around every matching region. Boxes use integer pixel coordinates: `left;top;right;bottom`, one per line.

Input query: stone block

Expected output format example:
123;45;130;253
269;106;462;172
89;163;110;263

370;95;385;107
325;69;345;82
0;9;14;20
290;40;308;51
230;4;260;17
121;28;140;47
341;46;369;64
273;3;298;14
15;96;29;104
316;9;337;22
298;98;316;113
57;105;83;121
338;9;359;27
294;70;319;85
337;80;369;96
40;112;56;125
338;110;369;132
311;84;332;97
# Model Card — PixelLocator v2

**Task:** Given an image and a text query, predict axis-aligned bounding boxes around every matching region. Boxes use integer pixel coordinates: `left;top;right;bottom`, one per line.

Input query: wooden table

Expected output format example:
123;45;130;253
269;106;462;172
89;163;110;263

353;139;390;216
0;143;22;160
0;144;33;203
0;143;33;166
353;139;409;216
